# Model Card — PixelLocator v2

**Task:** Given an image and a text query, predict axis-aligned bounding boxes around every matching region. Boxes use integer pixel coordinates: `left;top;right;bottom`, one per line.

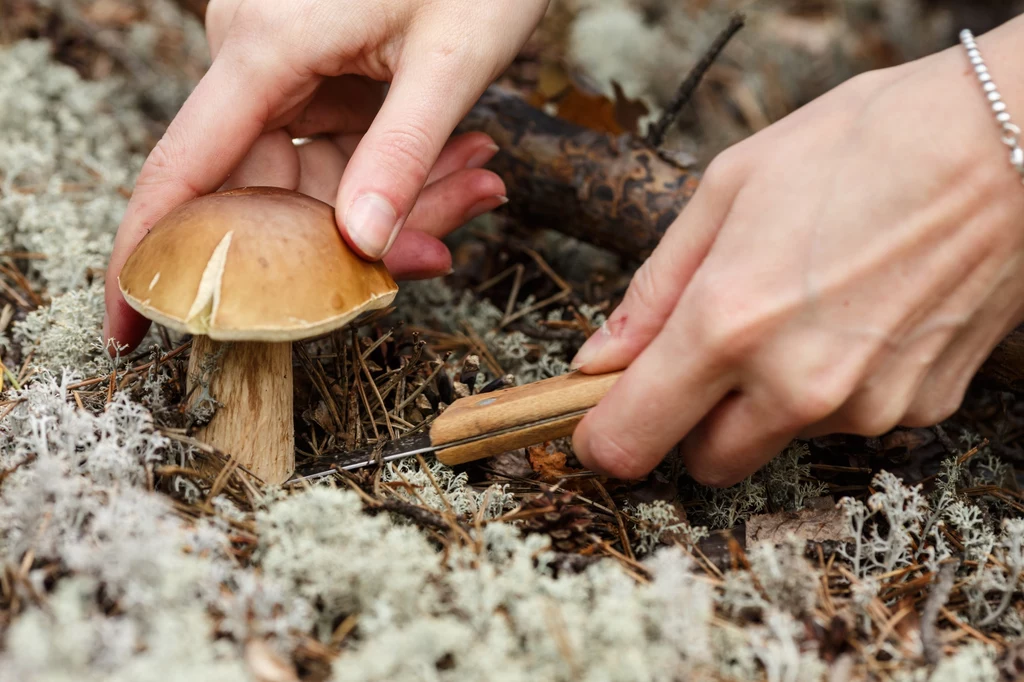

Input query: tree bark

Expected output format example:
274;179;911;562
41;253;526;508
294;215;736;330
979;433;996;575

459;87;700;262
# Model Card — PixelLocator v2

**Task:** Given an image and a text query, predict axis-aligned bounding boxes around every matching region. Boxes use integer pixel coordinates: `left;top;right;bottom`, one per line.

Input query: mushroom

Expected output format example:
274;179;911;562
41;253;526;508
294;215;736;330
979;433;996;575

118;187;398;484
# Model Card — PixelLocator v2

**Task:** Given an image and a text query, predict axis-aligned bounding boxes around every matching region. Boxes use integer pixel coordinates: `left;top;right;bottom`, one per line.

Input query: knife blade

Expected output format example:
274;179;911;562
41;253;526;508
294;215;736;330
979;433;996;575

287;369;623;483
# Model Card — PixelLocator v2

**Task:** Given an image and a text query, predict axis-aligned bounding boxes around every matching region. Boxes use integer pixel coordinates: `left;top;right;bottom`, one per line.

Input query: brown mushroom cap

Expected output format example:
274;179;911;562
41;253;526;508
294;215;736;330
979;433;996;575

118;187;398;342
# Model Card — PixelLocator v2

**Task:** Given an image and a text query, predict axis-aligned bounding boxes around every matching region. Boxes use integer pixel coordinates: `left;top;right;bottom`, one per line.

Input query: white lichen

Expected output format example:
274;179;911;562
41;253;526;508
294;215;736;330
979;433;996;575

12;283;110;377
628;499;707;555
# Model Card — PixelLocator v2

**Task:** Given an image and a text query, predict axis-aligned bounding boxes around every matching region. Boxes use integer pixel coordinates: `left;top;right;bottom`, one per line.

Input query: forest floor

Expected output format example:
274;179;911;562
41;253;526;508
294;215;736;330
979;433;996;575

2;1;1024;681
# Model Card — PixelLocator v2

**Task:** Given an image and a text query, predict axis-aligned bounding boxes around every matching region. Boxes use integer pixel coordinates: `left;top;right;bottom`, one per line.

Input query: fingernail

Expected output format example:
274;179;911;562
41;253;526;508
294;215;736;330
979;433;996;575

465;195;508;222
570;321;611;370
345;193;398;259
466;143;500;169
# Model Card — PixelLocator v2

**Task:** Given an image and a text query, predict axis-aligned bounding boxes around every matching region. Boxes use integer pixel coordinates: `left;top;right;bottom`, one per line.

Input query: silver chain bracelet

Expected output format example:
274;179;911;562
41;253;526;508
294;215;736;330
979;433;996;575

960;29;1024;184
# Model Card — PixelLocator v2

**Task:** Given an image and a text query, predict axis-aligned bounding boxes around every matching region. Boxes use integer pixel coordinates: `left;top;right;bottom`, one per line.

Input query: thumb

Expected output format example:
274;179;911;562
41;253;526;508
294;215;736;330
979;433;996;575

570;163;741;375
335;51;497;260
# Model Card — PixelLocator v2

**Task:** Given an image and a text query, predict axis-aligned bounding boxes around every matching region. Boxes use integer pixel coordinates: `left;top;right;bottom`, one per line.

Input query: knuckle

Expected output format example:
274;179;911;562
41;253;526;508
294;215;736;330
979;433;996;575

143;136;176;175
430;36;496;77
778;379;850;427
623;258;661;312
137;138;196;196
846;396;905;437
375;123;435;186
690;293;759;365
700;148;744;192
904;395;962;428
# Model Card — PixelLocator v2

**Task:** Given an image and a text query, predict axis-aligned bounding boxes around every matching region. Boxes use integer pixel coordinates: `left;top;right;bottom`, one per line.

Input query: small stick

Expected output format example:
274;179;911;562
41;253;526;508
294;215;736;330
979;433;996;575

474;264;521;294
336;332;351;437
395;357;447;413
644;12;746;148
376;498;463;534
502;264;526;324
359;328;394;362
295;345;343;434
359;345;395;440
461;323;504;376
500;248;572;328
351;330;380;441
415;453;455;515
940;606;998;647
67;341;190;390
922;560;960;666
932;424;960;455
0;276;30;309
592;479;635;561
0;261;42;308
0;303;13;334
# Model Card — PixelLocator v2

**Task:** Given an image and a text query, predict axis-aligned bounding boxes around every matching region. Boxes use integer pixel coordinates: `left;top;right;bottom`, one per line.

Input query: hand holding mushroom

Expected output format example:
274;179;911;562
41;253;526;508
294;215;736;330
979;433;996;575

103;0;549;352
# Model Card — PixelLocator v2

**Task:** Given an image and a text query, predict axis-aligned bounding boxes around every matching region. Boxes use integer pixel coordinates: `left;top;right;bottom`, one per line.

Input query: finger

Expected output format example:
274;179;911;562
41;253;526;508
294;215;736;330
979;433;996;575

795;359;926;440
572;315;737;479
903;298;1023;428
383;230;452;280
422;133;500;185
569;155;745;375
680;392;799;488
796;323;954;439
335;50;498;260
405;168;506;238
222;130;300;191
333;132;499;180
332;133;362;159
298;134;503;211
104;41;311;351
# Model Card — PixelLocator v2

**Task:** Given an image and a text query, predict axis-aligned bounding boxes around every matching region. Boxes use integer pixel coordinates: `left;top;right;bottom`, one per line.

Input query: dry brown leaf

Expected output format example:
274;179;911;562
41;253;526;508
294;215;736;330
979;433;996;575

549;81;648;135
489;449;535;479
527;443;580;482
525;57;648;136
745;501;850;547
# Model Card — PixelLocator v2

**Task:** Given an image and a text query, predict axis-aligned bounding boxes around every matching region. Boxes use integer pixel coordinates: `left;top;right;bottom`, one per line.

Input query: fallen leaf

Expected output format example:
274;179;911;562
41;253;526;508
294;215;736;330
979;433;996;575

745;502;850;547
881;428;935;454
528;443;579;482
301;400;336;435
489;449;535;479
525;58;648;136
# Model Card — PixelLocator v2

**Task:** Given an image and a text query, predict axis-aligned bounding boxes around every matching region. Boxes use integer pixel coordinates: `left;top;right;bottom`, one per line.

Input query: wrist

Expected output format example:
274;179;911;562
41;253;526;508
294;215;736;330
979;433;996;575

903;17;1024;194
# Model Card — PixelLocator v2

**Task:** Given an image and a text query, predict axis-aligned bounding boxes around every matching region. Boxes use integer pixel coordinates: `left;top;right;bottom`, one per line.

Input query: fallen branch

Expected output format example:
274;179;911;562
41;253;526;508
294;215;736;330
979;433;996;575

459;86;699;262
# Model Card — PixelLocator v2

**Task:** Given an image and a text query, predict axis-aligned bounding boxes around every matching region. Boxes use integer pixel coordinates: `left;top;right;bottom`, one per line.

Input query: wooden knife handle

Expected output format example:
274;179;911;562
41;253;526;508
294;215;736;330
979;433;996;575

430;370;623;466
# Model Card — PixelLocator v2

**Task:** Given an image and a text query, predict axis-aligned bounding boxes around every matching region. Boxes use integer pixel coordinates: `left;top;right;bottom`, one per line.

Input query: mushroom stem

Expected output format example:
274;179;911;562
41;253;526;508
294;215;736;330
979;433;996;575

187;335;294;484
